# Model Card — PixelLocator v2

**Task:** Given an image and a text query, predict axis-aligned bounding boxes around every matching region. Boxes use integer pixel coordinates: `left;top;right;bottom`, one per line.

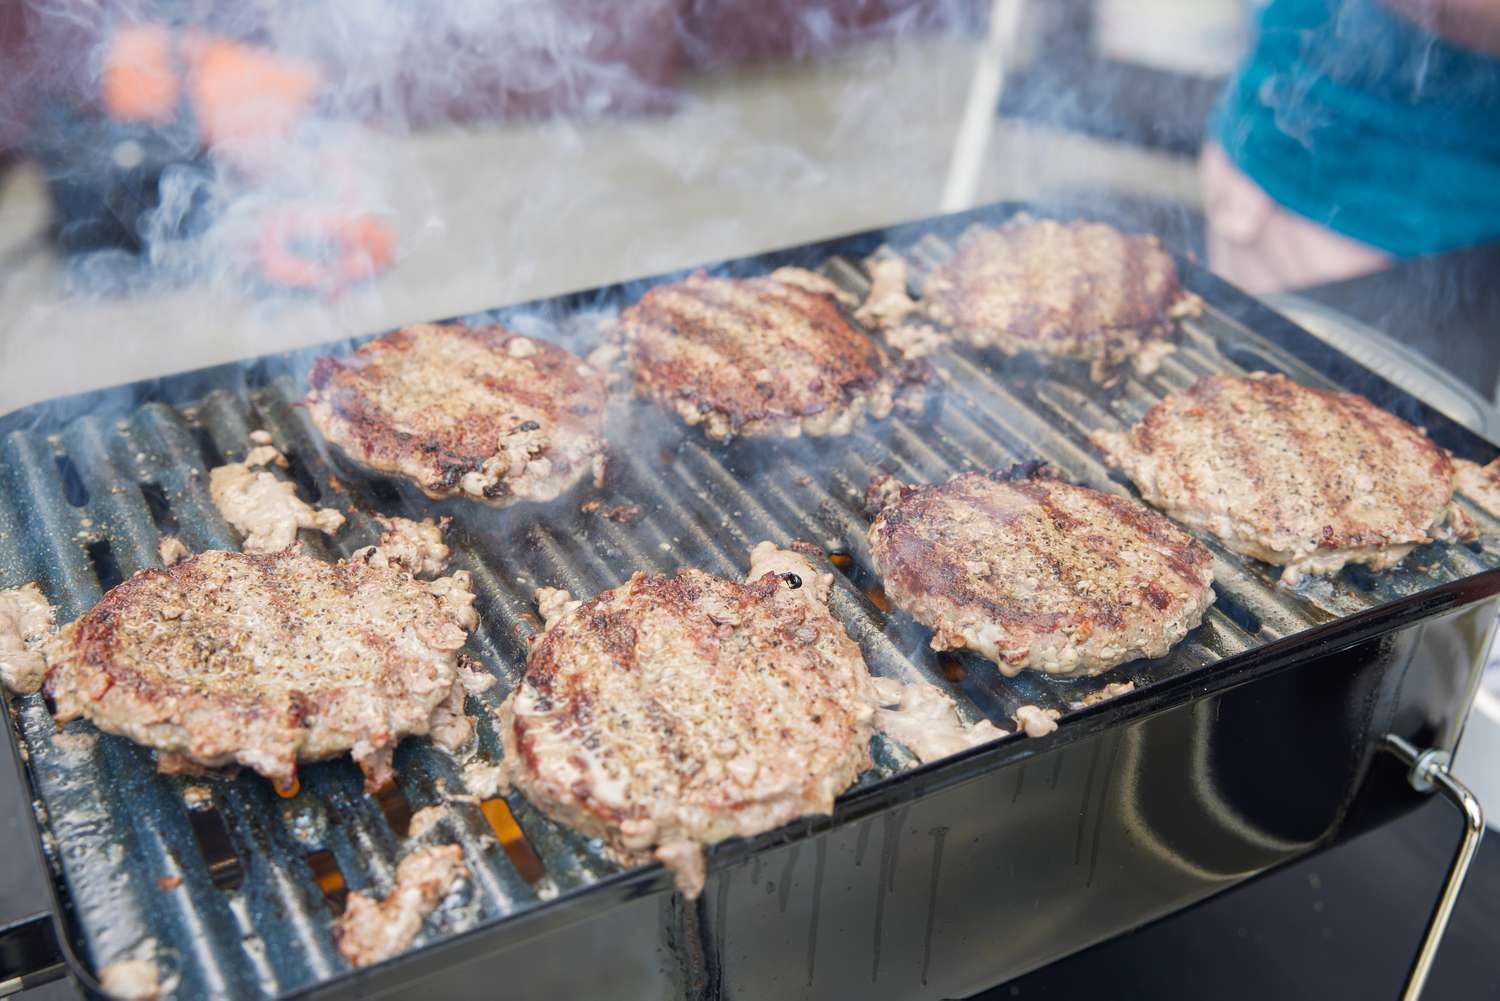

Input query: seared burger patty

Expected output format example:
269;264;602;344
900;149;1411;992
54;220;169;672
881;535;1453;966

617;269;918;441
498;543;875;898
867;468;1215;677
306;323;607;505
921;217;1202;383
1092;373;1475;584
44;549;484;791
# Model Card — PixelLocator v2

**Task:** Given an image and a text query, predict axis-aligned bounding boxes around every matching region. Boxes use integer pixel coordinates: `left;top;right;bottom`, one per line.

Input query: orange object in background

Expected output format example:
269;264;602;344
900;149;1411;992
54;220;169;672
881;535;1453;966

183;33;322;166
101;24;180;124
93;23;394;293
256;205;395;295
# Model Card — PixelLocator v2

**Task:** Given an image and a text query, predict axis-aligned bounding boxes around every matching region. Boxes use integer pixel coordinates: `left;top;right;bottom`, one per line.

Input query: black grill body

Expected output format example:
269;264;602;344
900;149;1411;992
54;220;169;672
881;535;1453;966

3;202;1498;1000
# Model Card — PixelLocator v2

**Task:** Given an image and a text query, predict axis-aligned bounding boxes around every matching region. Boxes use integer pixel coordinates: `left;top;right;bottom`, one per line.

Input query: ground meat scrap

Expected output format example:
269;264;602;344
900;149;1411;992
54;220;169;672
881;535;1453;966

208;442;344;553
0;583;55;695
334;844;469;967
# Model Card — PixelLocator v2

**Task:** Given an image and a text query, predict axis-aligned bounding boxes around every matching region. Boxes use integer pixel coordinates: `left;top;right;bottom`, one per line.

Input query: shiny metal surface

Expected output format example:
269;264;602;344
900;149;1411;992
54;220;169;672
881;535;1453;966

1383;733;1487;1001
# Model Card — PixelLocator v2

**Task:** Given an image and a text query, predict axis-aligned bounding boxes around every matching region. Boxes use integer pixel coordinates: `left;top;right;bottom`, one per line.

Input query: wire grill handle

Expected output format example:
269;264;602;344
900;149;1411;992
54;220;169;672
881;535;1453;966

1382;733;1486;1001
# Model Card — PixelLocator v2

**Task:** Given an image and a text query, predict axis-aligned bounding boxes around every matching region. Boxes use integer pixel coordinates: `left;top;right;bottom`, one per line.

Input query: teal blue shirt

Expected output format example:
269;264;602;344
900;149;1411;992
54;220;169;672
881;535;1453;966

1214;0;1500;256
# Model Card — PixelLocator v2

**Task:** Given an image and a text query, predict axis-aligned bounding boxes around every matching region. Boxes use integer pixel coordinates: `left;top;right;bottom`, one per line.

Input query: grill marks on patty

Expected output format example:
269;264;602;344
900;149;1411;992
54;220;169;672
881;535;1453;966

619;270;917;440
868;470;1215;677
305;323;607;505
1092;373;1476;584
497;545;876;898
921;218;1201;383
42;549;482;790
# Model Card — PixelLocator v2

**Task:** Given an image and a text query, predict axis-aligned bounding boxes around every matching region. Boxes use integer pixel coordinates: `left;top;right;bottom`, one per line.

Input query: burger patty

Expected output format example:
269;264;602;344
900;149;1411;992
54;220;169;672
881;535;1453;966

43;549;486;791
497;543;876;898
867;468;1215;677
1091;373;1475;584
617;269;920;441
921;217;1202;383
306;323;608;505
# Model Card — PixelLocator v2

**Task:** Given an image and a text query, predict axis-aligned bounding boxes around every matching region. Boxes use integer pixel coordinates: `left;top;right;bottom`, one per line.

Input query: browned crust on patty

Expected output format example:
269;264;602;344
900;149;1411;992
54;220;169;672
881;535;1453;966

43;549;478;789
305;323;607;504
1091;372;1471;582
617;270;920;440
921;218;1201;382
868;469;1215;676
498;556;874;896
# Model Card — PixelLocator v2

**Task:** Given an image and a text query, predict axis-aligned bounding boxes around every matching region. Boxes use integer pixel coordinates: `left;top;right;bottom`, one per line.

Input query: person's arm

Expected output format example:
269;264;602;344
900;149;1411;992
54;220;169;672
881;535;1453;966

1380;0;1500;56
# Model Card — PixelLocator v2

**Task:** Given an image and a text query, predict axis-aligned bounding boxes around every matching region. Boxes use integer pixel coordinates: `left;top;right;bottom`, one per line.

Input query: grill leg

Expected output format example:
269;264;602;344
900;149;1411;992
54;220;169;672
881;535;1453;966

0;913;65;997
1382;733;1486;1001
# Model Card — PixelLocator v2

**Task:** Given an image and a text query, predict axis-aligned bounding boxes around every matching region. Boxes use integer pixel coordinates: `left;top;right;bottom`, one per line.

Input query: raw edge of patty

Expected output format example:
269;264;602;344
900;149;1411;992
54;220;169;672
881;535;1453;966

866;467;1216;677
305;323;608;506
920;216;1202;384
1090;372;1475;585
42;548;485;792
496;543;877;898
616;269;926;442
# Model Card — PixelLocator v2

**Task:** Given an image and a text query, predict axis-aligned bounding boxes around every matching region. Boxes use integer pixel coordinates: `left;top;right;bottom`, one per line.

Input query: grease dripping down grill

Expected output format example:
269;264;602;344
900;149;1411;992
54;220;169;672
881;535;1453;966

3;203;1499;1001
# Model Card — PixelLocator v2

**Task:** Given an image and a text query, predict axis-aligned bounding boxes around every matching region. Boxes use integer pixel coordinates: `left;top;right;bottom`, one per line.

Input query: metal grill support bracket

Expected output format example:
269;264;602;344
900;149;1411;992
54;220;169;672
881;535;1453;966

1382;732;1486;1001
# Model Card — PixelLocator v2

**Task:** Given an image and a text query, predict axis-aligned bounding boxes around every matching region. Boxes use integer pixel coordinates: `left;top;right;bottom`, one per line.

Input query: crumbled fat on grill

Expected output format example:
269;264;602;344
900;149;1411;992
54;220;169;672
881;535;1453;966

248;429;273;445
0;583;54;694
157;536;190;566
1014;705;1061;738
182;785;213;810
656;839;707;899
1070;681;1135;709
535;586;581;631
407;805;449;839
428;656;495;756
883;321;947;361
335;845;468;967
462;760;509;799
768;266;857;306
855;257;919;331
1455;458;1500;520
351;516;451;578
746;541;833;606
209;445;343;553
869;676;1008;762
52;726;97;755
99;958;160;1001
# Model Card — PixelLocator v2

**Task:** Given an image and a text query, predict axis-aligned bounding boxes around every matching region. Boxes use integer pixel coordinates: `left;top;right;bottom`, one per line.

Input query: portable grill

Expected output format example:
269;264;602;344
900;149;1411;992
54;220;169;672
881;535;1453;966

2;202;1496;1001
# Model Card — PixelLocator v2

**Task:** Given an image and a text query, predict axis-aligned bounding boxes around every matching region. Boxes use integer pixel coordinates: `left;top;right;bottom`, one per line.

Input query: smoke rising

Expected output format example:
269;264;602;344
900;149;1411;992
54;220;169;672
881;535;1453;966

0;1;999;413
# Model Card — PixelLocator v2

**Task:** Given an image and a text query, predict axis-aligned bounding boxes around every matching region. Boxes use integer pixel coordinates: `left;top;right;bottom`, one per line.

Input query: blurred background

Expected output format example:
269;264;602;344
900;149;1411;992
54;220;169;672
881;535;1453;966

2;0;1496;416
